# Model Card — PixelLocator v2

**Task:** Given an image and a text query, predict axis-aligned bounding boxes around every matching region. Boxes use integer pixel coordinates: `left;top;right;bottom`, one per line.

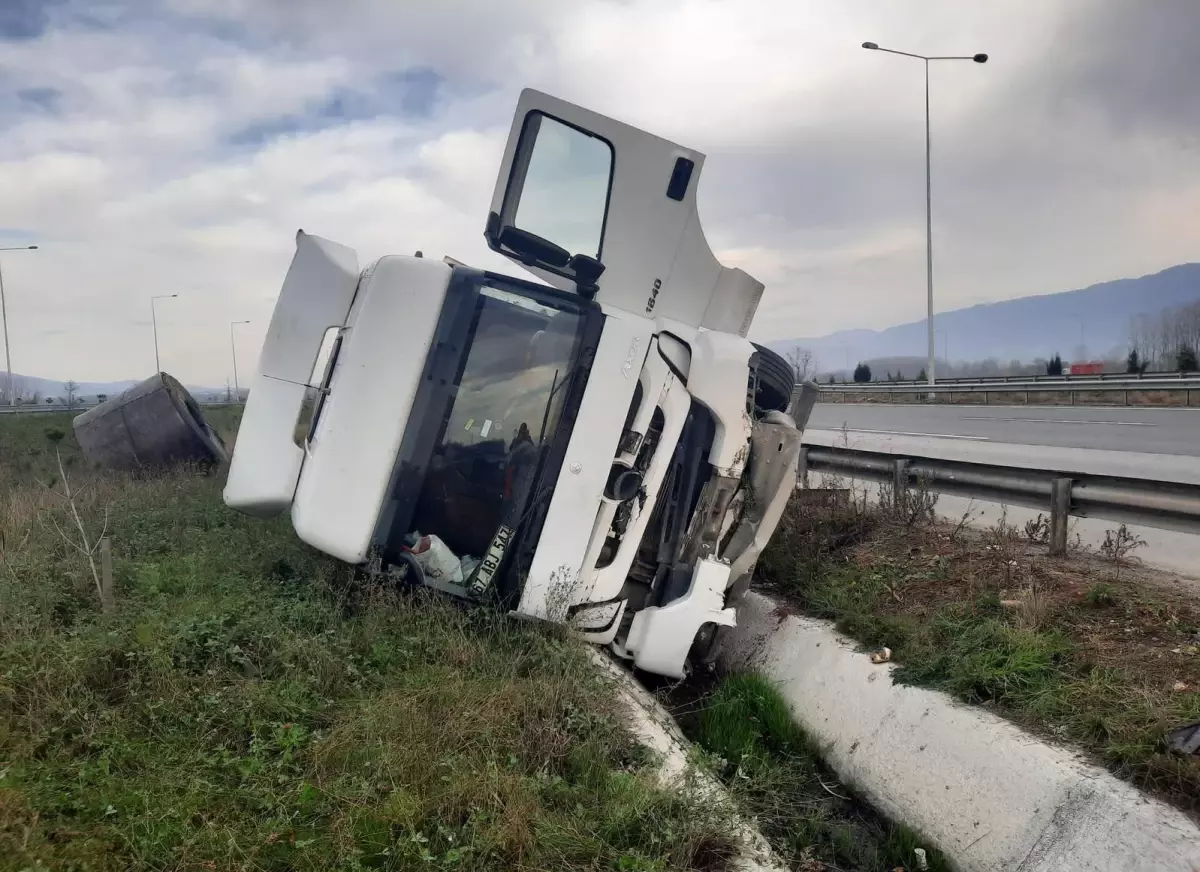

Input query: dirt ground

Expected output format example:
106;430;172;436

861;525;1200;696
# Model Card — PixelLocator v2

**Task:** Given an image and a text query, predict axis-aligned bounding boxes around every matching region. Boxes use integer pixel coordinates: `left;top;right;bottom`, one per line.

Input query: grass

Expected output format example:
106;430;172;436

672;674;948;872
758;490;1200;816
1084;582;1118;608
0;411;735;870
0;406;243;490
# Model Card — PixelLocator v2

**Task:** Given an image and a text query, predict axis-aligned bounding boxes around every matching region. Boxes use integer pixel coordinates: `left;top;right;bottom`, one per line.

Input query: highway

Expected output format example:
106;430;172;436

808;403;1200;456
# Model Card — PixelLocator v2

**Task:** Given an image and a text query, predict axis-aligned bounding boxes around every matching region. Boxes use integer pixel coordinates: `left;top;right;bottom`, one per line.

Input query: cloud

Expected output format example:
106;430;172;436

0;0;1196;387
0;0;62;41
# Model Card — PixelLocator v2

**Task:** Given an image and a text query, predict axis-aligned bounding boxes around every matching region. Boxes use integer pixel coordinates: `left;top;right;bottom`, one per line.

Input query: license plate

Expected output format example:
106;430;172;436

468;524;513;597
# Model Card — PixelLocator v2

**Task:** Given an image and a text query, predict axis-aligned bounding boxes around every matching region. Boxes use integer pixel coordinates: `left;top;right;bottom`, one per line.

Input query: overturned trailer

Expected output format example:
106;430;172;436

224;90;810;678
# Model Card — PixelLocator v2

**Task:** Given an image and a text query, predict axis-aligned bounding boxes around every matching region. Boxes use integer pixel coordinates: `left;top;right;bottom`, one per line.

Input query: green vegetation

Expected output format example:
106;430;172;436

678;674;947;872
758;495;1200;814
1084;582;1118;608
0;412;732;870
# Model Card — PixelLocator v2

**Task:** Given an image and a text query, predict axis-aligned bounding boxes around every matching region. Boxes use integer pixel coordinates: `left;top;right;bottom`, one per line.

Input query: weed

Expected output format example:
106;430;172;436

877;473;939;529
897;612;1073;705
1084;583;1118;607
983;506;1022;565
948;500;980;543
1100;524;1147;581
757;485;878;597
1015;584;1051;632
42;448;112;610
1023;513;1050;545
904;474;939;528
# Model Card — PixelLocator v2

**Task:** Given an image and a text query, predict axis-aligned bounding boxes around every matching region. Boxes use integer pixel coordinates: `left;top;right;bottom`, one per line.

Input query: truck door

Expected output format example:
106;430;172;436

484;89;763;336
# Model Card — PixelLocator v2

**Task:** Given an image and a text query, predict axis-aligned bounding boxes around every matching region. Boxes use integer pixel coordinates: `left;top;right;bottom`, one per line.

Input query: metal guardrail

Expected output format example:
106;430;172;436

821;375;1200;393
801;444;1200;552
826;370;1200;387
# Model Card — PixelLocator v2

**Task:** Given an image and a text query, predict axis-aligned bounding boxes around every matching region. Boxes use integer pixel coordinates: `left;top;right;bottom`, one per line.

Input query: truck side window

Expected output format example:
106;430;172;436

512;113;613;261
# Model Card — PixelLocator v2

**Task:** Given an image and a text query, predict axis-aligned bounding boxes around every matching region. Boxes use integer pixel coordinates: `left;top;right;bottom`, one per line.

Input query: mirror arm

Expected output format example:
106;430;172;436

568;254;604;300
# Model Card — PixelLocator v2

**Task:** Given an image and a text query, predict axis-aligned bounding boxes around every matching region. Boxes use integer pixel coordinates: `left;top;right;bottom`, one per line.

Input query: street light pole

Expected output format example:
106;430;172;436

0;245;38;406
924;57;934;386
936;329;949;367
150;294;178;373
862;42;988;387
230;320;250;402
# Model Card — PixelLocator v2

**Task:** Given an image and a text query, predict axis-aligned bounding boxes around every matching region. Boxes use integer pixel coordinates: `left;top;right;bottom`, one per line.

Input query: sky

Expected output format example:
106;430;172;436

0;0;1197;387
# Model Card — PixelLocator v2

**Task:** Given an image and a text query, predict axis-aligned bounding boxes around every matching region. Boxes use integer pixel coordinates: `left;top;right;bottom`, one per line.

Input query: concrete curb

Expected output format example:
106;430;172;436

722;591;1200;872
589;651;788;872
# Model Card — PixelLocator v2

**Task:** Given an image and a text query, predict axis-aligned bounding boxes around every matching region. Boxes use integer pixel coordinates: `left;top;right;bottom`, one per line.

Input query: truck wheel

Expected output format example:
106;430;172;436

688;621;726;671
750;343;795;414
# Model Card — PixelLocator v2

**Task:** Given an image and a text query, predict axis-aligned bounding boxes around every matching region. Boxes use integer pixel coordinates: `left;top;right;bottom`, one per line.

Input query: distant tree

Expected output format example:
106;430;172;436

45;397;55;405
2;375;30;405
827;375;836;385
1177;344;1199;373
1125;349;1144;374
1046;353;1064;376
885;371;893;381
63;381;79;409
96;393;108;403
785;347;815;383
852;363;872;383
917;368;927;381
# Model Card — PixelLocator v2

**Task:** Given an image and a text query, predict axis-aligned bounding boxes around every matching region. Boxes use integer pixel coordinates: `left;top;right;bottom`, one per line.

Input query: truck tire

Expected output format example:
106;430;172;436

750;343;795;414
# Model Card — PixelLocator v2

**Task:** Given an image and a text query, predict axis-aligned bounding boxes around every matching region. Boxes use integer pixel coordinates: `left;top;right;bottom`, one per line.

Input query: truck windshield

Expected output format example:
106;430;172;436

412;284;585;562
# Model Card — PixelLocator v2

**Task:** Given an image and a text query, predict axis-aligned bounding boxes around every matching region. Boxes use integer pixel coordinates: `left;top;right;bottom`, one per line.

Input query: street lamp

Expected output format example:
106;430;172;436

150;294;178;373
1070;313;1086;359
230;320;250;402
0;244;38;406
862;41;987;387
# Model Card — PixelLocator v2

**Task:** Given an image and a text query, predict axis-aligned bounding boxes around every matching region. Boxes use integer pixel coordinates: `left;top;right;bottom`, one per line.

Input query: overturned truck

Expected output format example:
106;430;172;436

224;90;812;678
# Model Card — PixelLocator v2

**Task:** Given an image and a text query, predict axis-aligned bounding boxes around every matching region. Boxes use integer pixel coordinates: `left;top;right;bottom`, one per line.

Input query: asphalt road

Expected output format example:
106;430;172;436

807;403;1200;457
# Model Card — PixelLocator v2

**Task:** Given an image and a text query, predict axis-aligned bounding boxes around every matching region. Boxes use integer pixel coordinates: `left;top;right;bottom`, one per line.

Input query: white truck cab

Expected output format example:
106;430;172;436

224;89;810;678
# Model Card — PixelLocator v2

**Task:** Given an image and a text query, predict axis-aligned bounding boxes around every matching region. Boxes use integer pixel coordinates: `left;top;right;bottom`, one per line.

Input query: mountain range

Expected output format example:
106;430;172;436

5;263;1199;396
1;373;229;404
768;263;1200;374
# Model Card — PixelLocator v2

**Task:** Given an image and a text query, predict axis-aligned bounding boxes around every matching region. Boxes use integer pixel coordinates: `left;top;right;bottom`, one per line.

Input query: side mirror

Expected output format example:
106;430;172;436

498;225;570;268
487;108;613;287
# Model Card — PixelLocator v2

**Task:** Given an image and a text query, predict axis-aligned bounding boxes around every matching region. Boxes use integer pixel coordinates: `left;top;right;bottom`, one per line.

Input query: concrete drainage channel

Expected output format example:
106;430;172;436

721;591;1200;872
593;652;788;872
